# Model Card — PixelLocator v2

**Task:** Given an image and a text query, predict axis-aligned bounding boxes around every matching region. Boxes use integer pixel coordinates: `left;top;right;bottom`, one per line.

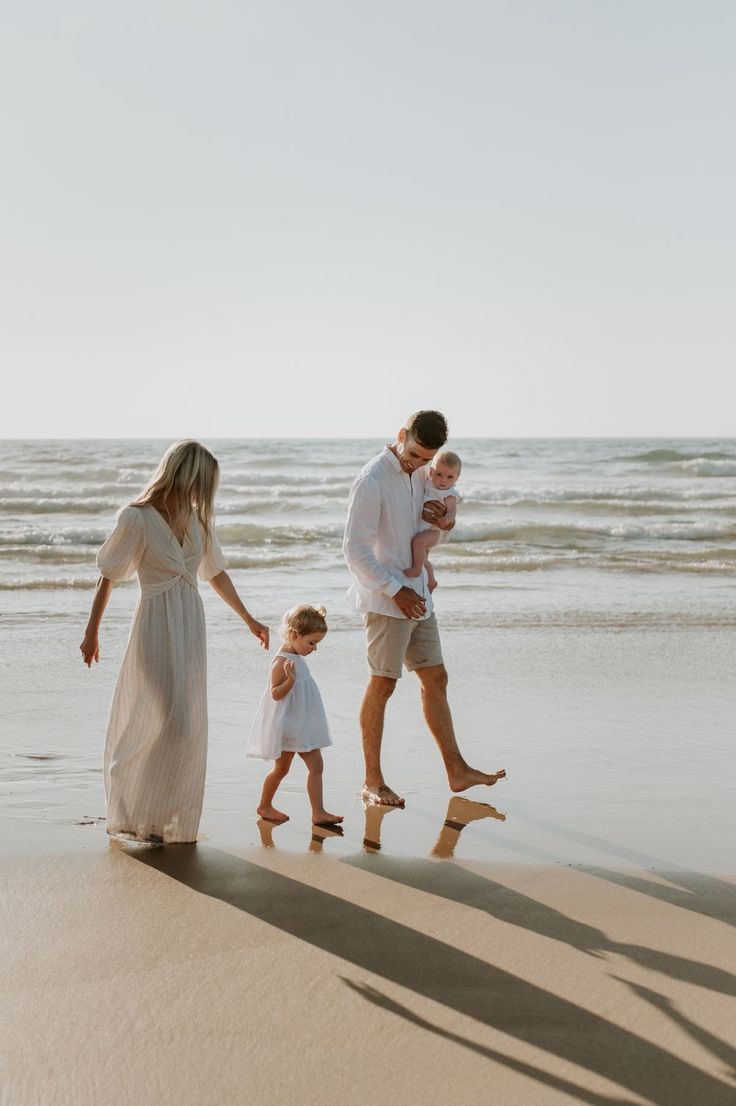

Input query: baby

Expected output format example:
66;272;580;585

405;449;462;591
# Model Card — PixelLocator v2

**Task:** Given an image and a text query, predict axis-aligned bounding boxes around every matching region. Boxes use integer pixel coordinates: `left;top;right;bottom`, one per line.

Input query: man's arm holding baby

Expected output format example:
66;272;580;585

422;498;455;531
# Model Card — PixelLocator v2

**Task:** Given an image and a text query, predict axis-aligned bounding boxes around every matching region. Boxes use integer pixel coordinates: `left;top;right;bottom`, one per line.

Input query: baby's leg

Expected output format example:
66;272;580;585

299;749;343;825
257;752;295;823
426;555;438;592
405;528;441;577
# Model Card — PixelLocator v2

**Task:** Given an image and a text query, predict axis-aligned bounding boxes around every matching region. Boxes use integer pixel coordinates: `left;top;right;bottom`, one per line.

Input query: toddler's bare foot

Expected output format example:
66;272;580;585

257;804;290;824
361;783;405;807
404;563;422;578
448;767;506;793
312;810;344;826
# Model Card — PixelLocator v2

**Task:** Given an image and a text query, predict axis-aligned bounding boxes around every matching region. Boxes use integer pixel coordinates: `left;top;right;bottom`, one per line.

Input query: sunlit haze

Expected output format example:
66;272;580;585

2;2;735;438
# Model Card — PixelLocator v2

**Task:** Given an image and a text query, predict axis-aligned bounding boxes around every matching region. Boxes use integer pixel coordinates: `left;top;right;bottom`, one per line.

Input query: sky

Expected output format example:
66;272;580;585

2;1;735;438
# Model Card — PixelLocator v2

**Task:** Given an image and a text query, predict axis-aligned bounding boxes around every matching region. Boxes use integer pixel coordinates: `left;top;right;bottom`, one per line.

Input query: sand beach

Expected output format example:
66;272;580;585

3;620;736;1105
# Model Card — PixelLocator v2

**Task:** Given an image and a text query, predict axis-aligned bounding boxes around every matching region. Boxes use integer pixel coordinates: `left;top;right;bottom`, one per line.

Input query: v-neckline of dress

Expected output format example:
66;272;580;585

149;504;189;551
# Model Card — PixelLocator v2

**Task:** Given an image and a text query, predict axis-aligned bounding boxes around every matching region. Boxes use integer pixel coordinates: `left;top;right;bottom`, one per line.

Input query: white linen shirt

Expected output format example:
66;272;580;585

343;446;432;620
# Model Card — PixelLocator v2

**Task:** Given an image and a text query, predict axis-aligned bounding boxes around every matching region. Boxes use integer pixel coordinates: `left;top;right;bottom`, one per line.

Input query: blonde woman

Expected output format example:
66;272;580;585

80;440;269;844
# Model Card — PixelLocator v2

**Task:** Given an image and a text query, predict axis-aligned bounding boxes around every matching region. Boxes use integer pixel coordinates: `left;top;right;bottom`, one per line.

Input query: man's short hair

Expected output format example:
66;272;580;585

405;410;448;450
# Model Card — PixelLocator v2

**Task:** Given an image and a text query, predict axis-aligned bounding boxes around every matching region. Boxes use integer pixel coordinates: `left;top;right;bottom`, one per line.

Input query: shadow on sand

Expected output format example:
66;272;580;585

129;841;734;1106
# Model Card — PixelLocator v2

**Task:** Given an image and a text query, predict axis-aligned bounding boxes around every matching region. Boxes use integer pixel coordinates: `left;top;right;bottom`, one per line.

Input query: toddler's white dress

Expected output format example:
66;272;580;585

247;651;332;760
96;504;226;843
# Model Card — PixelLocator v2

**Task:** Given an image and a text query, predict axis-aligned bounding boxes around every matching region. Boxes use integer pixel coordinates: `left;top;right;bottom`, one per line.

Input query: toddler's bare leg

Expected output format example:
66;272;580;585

405;528;441;577
300;749;343;825
257;752;295;823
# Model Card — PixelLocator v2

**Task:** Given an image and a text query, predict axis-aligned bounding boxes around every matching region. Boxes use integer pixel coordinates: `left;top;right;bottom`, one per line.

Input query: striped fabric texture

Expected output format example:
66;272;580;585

97;504;226;843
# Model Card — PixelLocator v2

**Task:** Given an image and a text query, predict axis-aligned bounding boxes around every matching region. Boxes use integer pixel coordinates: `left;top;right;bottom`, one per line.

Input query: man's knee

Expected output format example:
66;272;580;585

417;664;448;692
368;675;398;702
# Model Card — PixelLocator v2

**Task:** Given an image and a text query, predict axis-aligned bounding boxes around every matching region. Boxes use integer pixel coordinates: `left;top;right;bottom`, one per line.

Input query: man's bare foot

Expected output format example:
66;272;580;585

257;804;290;824
312;810;344;826
361;783;405;807
404;563;422;578
448;768;506;793
362;801;400;852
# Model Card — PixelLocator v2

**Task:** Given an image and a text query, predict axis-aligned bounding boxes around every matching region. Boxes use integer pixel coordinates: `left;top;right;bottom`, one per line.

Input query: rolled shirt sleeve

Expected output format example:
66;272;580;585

96;506;146;582
343;475;402;598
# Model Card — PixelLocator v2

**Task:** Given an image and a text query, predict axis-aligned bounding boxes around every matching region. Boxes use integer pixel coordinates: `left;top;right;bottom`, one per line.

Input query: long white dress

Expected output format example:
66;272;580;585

97;504;226;843
247;651;332;760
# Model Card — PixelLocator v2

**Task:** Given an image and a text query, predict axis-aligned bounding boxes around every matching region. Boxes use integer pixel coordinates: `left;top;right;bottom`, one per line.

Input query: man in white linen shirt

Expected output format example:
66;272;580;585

343;410;506;807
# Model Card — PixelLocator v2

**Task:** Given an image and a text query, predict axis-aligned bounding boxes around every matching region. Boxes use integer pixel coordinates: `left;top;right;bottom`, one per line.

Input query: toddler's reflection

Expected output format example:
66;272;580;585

256;817;344;853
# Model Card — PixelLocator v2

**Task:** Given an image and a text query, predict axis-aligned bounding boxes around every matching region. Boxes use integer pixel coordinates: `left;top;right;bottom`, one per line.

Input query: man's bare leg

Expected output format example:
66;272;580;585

359;675;405;806
415;664;506;791
405;528;441;578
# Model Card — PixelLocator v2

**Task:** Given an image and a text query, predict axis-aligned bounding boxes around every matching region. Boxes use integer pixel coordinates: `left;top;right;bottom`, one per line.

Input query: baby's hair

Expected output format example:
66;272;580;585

433;449;462;472
280;603;328;642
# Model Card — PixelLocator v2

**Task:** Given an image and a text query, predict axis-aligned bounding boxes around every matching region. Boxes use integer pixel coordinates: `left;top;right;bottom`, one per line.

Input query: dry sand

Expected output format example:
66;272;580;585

2;831;735;1106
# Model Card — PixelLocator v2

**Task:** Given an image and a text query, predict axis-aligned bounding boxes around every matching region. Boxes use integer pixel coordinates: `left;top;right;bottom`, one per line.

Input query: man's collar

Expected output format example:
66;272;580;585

383;444;403;472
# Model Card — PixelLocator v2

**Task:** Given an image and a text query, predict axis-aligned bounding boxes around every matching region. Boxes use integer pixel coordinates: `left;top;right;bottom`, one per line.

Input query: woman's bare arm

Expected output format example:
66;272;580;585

80;575;114;666
208;570;270;650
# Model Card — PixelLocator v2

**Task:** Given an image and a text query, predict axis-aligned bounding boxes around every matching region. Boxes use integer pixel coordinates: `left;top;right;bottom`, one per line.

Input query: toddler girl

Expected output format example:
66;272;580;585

247;604;342;827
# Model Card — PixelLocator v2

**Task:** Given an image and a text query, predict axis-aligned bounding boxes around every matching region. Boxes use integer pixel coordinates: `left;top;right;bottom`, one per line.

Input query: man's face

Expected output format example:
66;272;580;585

395;429;437;474
430;462;460;490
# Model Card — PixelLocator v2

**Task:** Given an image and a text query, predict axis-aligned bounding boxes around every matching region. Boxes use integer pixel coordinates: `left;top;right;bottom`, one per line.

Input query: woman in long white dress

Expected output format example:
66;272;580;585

80;440;269;844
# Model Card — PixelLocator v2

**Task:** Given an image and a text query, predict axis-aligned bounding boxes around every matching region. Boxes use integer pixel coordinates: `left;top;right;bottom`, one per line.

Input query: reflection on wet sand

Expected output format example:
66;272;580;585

310;824;345;853
256;816;344;853
361;795;506;858
431;796;506;859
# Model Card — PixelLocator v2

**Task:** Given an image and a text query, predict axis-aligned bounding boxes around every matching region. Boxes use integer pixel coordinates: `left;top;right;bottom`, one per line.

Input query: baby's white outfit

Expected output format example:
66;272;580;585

247;650;332;760
418;470;463;543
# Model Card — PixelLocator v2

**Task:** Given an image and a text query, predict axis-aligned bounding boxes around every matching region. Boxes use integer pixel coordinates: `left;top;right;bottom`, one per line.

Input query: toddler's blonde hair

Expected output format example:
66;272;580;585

132;440;219;549
280;603;328;642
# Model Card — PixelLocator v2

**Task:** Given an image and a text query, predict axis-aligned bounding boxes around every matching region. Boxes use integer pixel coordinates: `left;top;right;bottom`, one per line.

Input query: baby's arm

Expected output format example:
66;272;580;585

270;656;296;701
442;493;459;525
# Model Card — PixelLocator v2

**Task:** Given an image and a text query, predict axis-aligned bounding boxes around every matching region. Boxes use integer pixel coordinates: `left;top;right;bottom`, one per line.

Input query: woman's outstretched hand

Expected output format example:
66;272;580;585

248;617;270;650
79;632;100;667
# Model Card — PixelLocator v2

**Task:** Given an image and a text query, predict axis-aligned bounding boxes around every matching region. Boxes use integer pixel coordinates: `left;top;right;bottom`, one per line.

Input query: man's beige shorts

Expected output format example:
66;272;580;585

364;611;444;680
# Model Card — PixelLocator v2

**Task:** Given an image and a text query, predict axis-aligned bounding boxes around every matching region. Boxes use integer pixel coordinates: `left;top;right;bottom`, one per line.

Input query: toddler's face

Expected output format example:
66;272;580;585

430;462;460;490
292;631;326;656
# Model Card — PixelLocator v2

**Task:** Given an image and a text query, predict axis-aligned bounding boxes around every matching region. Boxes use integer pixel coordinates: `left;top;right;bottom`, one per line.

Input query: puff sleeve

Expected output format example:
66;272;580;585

96;506;146;582
198;523;227;582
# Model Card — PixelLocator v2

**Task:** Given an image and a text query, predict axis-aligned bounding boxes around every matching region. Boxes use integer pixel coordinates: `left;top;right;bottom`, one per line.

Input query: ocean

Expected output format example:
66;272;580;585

1;437;734;868
1;436;735;629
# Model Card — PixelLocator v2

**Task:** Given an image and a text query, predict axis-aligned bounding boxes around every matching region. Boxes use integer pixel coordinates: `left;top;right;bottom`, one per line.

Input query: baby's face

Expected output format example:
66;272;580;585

430;462;460;490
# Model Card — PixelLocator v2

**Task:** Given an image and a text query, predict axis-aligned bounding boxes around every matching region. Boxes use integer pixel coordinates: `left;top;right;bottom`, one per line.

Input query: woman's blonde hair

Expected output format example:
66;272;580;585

132;440;220;548
280;604;328;642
